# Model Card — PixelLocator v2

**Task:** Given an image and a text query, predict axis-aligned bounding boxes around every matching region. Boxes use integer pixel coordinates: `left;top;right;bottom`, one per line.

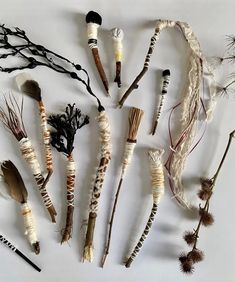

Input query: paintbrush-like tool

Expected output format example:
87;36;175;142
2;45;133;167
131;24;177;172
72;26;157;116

16;73;53;187
0;234;41;272
1;160;40;254
86;11;109;96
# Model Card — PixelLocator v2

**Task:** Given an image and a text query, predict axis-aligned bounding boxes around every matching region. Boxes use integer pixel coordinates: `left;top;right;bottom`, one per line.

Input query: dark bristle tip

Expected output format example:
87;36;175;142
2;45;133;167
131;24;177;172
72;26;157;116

22;80;41;101
163;69;170;76
86;11;102;25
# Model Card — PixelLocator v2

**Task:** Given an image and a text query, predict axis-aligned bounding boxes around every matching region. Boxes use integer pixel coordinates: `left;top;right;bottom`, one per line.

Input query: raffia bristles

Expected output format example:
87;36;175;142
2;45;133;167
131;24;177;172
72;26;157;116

0;95;27;141
127;107;144;141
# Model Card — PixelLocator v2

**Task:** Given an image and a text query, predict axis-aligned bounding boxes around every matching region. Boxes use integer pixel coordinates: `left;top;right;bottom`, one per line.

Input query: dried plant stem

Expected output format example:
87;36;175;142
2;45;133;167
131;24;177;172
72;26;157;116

61;154;75;243
180;130;235;274
91;48;109;96
194;130;235;247
100;177;123;267
101;107;143;267
118;67;148;107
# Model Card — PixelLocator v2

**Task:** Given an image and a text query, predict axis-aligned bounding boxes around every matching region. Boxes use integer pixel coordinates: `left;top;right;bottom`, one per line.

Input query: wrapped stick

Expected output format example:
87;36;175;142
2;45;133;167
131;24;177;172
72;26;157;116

16;73;53;186
0;96;56;222
151;69;170;135
111;28;124;88
83;111;111;262
1;160;40;254
125;149;165;267
119;20;203;208
86;11;109;96
101;107;144;267
48;104;89;243
0;24;112;223
0;234;41;272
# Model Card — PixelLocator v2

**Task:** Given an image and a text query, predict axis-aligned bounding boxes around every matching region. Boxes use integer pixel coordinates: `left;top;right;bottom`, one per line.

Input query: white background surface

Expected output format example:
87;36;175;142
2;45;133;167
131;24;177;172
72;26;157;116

0;0;234;282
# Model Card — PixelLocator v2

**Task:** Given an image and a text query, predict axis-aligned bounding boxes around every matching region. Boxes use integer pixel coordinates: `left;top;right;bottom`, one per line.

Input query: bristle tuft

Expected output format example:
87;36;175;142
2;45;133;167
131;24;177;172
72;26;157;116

127;107;144;141
86;11;102;25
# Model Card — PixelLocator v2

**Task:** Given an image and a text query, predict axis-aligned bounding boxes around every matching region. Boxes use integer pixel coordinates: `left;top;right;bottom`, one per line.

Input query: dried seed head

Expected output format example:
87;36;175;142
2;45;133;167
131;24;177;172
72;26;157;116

180;258;194;274
200;178;213;191
188;249;204;263
183;231;197;246
198;189;212;201
199;209;214;226
179;253;188;263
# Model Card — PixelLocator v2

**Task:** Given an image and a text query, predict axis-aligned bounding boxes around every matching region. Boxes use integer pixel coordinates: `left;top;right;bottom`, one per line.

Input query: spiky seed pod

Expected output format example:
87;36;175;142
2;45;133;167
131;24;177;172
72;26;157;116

180;258;194;274
198;189;212;201
200;178;213;190
187;249;204;263
179;253;188;263
199;209;214;226
183;231;197;246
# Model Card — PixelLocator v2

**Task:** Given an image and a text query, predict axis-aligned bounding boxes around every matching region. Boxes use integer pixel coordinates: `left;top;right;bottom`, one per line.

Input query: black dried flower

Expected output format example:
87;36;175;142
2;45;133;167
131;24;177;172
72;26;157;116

188;249;204;263
199;209;214;226
183;231;197;246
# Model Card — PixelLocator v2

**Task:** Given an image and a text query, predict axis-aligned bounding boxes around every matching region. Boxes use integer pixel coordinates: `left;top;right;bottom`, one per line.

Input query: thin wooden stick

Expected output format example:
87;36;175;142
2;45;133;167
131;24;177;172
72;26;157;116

101;107;144;267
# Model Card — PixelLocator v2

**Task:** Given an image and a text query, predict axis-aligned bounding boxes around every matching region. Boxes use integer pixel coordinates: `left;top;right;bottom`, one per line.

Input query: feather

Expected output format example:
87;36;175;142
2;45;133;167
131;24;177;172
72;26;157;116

0;174;11;199
16;73;41;102
1;160;28;204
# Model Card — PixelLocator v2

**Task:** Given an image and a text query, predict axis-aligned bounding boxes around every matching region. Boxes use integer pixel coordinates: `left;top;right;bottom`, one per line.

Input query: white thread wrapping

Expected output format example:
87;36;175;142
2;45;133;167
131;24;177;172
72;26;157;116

89;111;111;213
87;23;99;40
121;142;136;177
162;74;170;93
21;203;38;245
111;28;124;62
19;138;41;175
66;159;76;207
19;137;52;209
149;149;165;204
144;20;202;208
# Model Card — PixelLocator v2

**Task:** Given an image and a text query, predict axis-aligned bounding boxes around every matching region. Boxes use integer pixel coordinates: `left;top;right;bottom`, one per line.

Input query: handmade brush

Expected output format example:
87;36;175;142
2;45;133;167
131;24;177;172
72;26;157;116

101;107;144;267
0;24;112;238
1;160;40;254
111;28;124;88
83;111;111;262
0;234;41;272
16;73;53;186
151;69;170;135
125;149;165;267
86;11;109;95
0;95;57;222
48;104;89;243
119;20;203;208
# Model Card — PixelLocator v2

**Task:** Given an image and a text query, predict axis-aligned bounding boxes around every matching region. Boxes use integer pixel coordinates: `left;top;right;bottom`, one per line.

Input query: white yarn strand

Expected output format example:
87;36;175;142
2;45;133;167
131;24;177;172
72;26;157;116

121;142;136;177
149;149;165;204
21;203;38;245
